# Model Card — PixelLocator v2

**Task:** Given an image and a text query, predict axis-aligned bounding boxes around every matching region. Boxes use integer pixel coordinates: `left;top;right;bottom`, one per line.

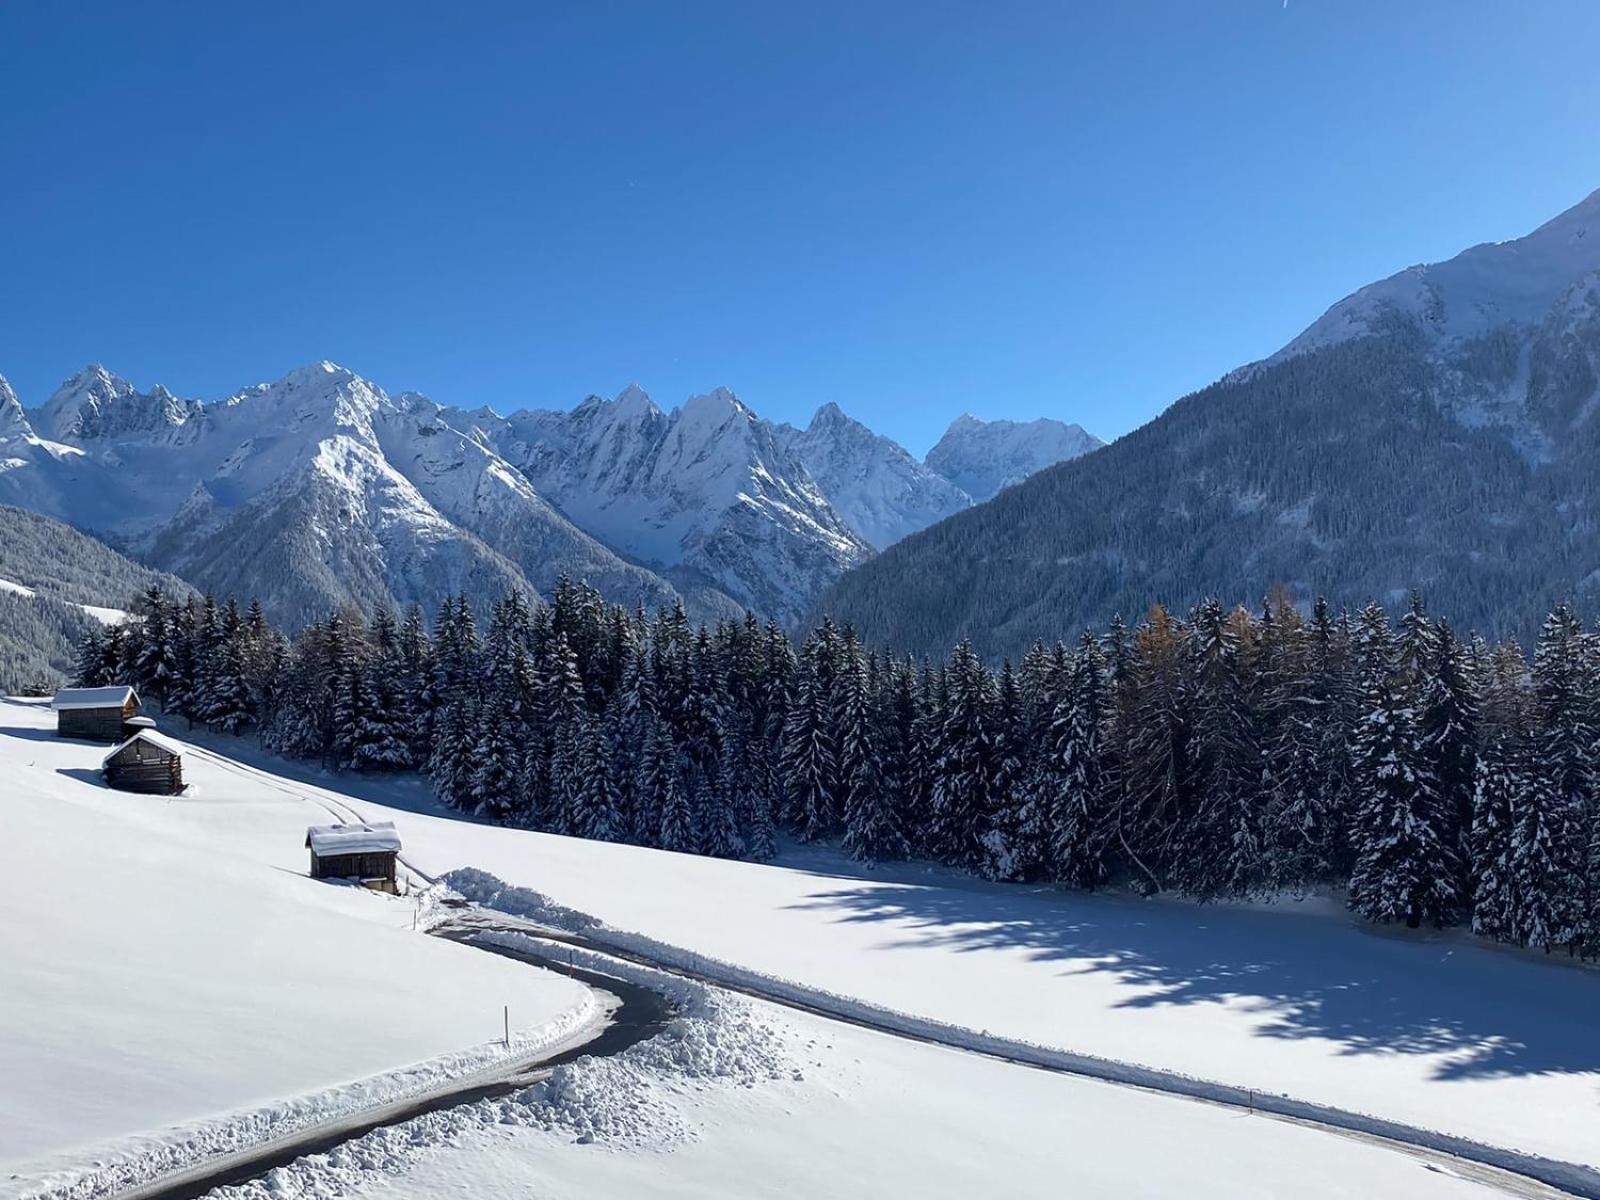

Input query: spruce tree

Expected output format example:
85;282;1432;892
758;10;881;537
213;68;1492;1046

1348;674;1456;929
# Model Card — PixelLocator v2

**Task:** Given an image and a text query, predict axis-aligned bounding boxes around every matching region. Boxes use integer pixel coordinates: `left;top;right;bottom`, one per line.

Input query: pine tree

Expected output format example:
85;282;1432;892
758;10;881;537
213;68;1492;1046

1470;735;1521;943
1511;771;1576;950
1348;674;1456;929
570;713;625;842
930;639;994;870
73;626;107;687
1530;605;1592;952
839;646;905;865
782;635;837;841
650;724;695;853
1045;635;1110;888
1119;607;1189;893
1179;600;1264;898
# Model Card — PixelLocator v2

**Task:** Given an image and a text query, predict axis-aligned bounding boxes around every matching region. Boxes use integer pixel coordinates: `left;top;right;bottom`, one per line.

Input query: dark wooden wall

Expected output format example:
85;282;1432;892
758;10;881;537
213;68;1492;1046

104;739;183;795
59;707;131;742
310;850;398;883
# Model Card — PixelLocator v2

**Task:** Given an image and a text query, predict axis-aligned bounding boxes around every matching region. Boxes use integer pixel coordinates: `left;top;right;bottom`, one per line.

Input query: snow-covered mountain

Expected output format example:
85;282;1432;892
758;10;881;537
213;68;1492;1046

775;403;971;550
823;186;1600;657
1;356;1094;629
460;386;873;627
924;414;1104;502
35;365;204;445
0;363;683;628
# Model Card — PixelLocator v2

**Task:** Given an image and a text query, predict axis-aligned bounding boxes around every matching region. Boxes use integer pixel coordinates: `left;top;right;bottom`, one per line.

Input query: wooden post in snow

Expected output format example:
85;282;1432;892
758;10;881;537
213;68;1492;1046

503;1005;509;1048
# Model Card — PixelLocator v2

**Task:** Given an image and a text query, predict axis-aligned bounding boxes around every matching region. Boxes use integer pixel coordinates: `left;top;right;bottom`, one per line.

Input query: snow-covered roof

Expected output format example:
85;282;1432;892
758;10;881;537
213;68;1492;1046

53;685;138;711
305;821;401;856
101;729;185;766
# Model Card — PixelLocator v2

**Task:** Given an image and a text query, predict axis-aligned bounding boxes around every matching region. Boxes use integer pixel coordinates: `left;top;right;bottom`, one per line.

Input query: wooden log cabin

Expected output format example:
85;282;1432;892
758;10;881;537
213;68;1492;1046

101;729;186;795
51;685;143;742
305;822;402;894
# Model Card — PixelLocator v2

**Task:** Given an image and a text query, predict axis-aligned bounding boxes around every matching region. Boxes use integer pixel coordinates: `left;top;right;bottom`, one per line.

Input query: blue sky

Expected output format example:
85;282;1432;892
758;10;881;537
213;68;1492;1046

1;2;1597;454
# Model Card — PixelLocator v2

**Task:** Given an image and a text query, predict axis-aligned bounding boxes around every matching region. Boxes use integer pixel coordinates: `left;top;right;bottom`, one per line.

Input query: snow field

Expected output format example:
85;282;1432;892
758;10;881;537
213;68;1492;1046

0;699;592;1195
366;804;1600;1170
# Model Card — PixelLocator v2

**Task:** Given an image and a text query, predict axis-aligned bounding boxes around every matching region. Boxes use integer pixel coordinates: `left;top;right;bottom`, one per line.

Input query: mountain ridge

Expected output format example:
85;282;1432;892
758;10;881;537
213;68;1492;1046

0;361;1097;630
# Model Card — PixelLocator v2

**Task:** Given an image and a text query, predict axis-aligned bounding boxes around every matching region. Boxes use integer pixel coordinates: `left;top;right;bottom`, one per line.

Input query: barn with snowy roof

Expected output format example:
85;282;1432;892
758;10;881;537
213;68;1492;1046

51;685;142;742
102;728;186;795
305;822;402;894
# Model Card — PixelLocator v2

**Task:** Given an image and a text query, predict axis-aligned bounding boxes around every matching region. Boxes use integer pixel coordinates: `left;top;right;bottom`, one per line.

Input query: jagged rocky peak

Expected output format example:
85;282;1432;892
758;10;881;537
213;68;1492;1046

35;363;203;442
779;397;972;551
678;385;748;425
612;381;661;419
0;375;32;440
222;361;390;436
925;412;1103;502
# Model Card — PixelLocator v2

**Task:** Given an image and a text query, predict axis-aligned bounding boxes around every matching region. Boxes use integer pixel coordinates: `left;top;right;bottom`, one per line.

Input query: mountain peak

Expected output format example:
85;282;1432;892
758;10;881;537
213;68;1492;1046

1277;184;1600;364
0;375;31;440
281;360;354;387
36;364;201;443
808;401;857;431
925;413;1102;501
679;386;749;427
612;382;660;419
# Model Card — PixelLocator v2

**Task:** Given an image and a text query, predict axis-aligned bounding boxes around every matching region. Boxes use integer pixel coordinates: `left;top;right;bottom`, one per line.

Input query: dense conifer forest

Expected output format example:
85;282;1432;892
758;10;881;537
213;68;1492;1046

74;581;1600;956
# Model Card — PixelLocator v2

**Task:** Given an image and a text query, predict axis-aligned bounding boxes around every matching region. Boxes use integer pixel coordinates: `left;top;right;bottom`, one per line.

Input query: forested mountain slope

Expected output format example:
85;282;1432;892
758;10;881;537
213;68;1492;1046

0;505;192;691
822;188;1600;658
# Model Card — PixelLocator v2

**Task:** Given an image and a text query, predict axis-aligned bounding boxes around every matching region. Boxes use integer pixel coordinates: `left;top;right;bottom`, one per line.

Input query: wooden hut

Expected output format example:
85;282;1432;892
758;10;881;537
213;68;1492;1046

52;685;142;742
305;822;401;894
101;729;186;795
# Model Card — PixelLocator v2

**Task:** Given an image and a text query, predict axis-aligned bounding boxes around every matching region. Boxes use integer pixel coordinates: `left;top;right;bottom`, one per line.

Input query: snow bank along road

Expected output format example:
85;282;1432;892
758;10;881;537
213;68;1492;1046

117;957;672;1200
434;887;1600;1200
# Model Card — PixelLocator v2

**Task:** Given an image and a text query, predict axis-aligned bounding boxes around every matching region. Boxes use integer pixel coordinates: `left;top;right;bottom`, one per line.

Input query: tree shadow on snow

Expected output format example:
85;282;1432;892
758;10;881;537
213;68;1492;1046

787;880;1600;1085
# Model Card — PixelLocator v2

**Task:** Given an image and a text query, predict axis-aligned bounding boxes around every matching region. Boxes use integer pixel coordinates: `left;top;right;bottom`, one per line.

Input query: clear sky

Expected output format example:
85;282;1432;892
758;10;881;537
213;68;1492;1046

1;2;1597;454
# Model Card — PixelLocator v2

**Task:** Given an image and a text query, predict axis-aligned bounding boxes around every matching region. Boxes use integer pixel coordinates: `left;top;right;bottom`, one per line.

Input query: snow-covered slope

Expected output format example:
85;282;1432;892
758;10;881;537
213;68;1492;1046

465;386;874;626
0;697;589;1186
925;413;1103;500
776;403;971;550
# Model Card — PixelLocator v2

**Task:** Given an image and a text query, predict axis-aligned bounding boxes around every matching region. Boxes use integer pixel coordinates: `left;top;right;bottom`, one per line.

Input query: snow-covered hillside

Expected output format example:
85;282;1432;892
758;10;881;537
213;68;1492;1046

0;699;1561;1200
0;698;591;1188
369;820;1600;1171
0;576;127;625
